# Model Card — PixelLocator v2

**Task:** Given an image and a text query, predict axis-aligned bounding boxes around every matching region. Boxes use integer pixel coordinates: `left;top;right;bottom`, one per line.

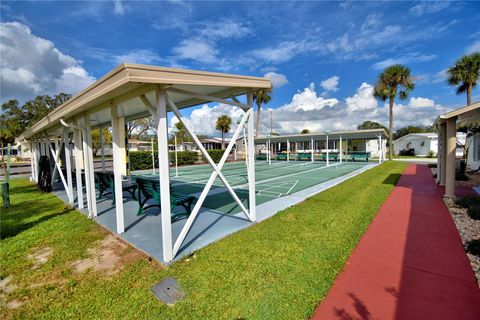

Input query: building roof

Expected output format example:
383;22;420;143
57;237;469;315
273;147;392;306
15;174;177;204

435;101;480;127
17;63;271;141
393;133;438;142
254;129;388;143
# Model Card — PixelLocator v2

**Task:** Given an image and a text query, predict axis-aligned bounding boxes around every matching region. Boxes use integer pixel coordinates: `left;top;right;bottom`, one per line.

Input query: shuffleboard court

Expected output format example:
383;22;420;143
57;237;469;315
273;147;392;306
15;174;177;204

133;160;369;215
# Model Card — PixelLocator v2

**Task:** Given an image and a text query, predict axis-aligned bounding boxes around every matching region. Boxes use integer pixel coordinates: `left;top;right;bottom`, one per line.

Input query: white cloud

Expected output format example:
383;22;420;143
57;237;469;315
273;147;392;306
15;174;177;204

172;82;450;136
0;22;95;102
172;103;245;136
263;72;288;88
320;76;340;92
409;1;450;16
113;0;128;15
432;68;449;84
171;20;250;65
346;83;377;112
408;97;435;108
466;41;480;54
252;41;301;64
261;83;446;134
372;52;437;70
172;39;217;63
114;49;162;64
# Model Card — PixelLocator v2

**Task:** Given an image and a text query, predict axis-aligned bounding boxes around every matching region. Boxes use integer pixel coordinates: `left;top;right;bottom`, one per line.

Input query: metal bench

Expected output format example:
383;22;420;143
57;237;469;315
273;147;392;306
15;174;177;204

296;153;311;161
347;151;371;162
320;152;339;161
95;171;137;204
135;176;196;221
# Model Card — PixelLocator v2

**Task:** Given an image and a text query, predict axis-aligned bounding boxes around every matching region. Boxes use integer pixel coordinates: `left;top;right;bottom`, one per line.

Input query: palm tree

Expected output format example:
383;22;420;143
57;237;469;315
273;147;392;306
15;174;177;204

253;89;272;138
374;64;415;161
215;115;232;150
447;52;480;106
301;129;310;134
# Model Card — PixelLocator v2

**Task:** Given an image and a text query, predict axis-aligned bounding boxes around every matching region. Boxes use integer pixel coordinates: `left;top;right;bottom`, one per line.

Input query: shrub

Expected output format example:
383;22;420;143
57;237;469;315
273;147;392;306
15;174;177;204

202;149;224;163
129;150;199;171
466;239;480;257
130;151;157;171
468;206;480;220
426;150;436;158
455;195;480;209
171;150;199;165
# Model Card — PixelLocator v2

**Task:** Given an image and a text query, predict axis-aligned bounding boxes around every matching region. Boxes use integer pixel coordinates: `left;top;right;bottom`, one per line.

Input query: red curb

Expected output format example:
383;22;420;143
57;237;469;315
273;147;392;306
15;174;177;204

311;164;480;320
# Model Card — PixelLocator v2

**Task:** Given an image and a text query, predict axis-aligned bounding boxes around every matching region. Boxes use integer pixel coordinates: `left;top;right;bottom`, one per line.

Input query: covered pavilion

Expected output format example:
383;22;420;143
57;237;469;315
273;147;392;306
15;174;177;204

16;63;271;262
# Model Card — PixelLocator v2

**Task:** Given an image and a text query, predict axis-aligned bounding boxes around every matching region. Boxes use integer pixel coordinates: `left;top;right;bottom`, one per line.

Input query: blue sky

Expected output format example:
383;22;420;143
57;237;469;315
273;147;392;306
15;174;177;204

1;1;479;136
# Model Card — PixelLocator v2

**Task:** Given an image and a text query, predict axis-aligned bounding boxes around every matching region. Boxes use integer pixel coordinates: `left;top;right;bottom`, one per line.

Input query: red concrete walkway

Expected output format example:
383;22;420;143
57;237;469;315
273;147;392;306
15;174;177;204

312;164;480;320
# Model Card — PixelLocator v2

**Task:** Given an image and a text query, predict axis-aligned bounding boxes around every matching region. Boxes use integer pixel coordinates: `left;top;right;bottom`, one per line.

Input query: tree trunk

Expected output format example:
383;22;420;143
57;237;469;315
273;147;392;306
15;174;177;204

221;131;225;150
467;83;472;106
388;97;394;161
255;102;261;138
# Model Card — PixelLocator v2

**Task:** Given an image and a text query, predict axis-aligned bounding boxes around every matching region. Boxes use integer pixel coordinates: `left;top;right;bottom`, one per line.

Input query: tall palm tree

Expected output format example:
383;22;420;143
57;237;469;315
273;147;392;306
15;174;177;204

253;89;272;138
447;52;480;106
374;64;415;161
215;115;232;150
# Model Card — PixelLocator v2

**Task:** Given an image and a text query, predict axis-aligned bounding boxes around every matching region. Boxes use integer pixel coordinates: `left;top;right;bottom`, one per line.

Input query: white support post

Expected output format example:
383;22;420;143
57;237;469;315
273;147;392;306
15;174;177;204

311;138;314;163
339;136;343;163
345;138;348;162
378;135;382;164
73;127;84;209
64;129;74;204
268;138;271;165
81;116;97;218
326;135;330;167
33;140;39;182
287;139;290;162
247;90;256;221
29;142;35;182
100;126;106;172
111;105;125;234
156;89;173;262
151;138;156;174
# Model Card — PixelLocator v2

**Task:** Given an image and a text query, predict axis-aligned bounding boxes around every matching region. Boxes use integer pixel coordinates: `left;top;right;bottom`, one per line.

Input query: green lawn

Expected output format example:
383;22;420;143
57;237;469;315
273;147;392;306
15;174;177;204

0;161;407;319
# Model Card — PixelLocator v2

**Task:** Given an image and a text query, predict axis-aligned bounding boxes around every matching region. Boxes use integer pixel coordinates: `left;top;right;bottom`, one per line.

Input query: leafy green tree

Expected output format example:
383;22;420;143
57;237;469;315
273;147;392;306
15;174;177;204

215;115;232;150
301;129;310;134
253;89;272;138
357;121;389;136
393;125;434;140
91;127;112;156
447;52;480;106
374;64;415;160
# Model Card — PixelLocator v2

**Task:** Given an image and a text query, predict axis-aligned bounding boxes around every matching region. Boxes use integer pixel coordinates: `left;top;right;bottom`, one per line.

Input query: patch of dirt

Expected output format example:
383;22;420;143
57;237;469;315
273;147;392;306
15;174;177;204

71;234;133;276
6;299;23;309
27;247;53;270
0;276;18;294
0;276;23;310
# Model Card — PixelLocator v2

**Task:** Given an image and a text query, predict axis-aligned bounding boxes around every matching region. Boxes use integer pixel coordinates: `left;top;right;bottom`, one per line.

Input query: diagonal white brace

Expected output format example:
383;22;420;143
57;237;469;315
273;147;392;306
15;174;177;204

166;95;252;219
48;140;68;194
166;97;253;257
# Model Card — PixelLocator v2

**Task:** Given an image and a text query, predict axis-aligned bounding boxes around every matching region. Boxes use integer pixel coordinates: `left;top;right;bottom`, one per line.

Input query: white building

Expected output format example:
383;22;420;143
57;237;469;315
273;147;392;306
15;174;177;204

393;132;466;157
